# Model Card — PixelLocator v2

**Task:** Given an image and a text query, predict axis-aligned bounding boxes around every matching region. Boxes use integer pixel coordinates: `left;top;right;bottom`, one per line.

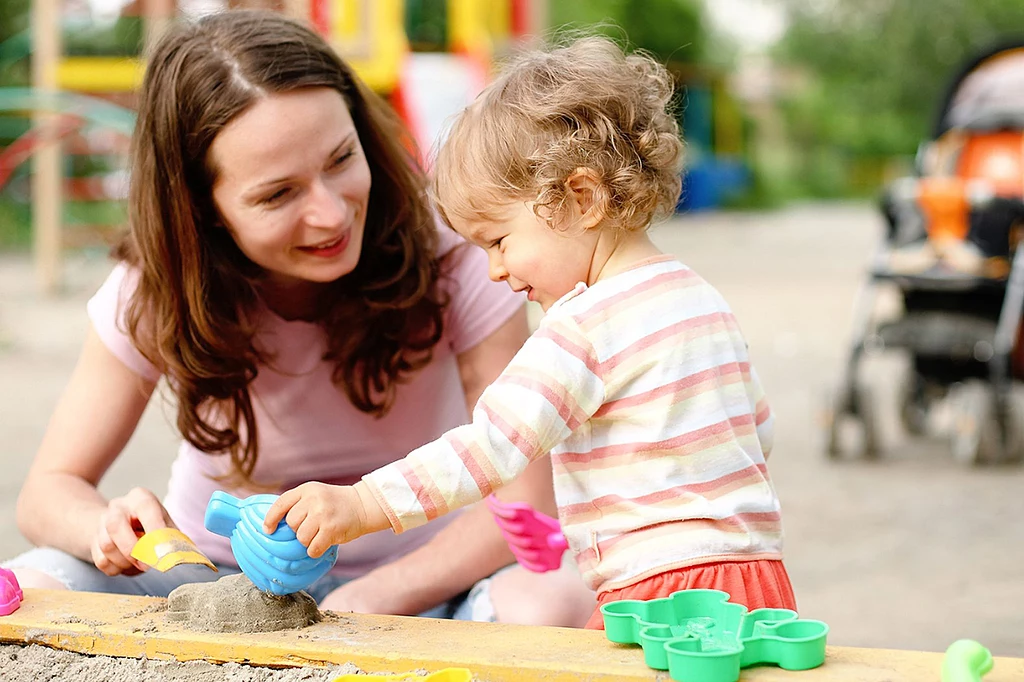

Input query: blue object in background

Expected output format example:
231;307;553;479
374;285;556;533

682;85;713;156
205;491;338;596
678;158;750;212
676;85;751;212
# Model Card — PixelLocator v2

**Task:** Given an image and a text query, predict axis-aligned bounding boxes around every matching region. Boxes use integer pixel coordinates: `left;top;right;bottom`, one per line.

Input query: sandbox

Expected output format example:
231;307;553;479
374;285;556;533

3;588;1024;681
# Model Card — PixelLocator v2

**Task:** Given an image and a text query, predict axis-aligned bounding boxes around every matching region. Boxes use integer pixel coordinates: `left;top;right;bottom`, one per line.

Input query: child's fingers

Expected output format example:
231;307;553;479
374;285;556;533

286;504;310;535
293;514;318;549
263;490;301;533
306;529;333;559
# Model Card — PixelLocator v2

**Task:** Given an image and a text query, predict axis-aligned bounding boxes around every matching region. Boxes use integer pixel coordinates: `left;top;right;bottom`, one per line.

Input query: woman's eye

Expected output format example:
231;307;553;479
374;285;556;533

262;188;292;205
330;151;354;169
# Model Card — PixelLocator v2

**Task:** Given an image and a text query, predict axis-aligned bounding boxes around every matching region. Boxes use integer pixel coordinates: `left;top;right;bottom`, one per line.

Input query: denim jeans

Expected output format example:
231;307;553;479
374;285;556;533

3;546;505;621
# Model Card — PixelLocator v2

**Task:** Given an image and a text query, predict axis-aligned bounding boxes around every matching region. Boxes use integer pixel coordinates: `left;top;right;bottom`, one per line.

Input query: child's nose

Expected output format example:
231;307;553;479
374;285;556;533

487;252;508;282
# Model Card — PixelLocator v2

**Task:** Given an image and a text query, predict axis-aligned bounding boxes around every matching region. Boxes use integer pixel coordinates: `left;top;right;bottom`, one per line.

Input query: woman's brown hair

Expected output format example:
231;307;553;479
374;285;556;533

116;10;445;484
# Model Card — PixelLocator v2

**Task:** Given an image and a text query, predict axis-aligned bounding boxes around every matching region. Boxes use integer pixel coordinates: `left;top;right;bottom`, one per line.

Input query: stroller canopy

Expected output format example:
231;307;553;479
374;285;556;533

934;42;1024;137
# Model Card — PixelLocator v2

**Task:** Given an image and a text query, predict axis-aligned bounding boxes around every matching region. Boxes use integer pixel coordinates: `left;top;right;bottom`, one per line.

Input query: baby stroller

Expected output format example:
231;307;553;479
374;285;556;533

827;41;1024;464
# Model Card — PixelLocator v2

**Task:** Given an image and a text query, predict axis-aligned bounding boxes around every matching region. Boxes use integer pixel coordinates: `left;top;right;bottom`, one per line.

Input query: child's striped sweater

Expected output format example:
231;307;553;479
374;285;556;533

364;255;784;594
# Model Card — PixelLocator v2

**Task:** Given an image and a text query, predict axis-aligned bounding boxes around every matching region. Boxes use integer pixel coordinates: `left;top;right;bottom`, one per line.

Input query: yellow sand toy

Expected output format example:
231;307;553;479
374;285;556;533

130;528;217;573
333;669;471;682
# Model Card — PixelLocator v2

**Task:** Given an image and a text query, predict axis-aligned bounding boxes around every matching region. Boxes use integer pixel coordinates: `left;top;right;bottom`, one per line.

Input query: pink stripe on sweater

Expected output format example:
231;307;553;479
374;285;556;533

558;463;770;519
599;312;735;373
593;362;750;418
398;461;440;522
572;511;784;565
558;414;756;465
447;434;499;499
479;402;540;462
582;269;699;321
755;401;772;426
494;373;585;430
536;325;601;376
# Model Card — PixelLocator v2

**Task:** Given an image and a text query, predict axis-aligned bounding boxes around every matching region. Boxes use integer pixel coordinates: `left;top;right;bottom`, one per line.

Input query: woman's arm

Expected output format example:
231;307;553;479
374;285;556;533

16;325;169;573
320;305;555;614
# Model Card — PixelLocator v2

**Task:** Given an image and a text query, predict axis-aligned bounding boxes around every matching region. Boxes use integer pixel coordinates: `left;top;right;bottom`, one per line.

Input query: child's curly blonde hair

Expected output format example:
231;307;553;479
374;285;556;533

433;36;684;233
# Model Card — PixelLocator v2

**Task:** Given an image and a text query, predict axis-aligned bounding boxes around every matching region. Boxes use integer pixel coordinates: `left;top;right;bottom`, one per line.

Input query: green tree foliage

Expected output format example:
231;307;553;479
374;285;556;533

0;0;29;46
776;0;1024;195
63;16;142;57
549;0;706;63
405;0;447;51
0;0;30;86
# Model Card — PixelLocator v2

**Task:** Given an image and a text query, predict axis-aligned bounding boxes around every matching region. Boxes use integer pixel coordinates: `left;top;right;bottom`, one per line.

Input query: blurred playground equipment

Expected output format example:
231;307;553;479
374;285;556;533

826;40;1024;465
5;0;749;293
672;62;750;212
4;0;546;293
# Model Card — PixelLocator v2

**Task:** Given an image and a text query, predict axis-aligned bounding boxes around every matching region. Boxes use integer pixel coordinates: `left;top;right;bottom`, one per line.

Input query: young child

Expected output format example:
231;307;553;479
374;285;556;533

264;36;795;628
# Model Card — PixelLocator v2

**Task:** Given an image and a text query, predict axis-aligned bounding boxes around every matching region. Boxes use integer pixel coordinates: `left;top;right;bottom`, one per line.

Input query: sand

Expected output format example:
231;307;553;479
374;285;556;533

0;575;355;679
0;643;362;681
167;574;321;633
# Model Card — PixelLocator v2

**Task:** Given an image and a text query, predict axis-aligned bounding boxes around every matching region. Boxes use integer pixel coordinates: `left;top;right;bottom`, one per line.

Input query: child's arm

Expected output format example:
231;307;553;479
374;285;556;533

364;315;604;534
262;481;390;558
269;315;604;554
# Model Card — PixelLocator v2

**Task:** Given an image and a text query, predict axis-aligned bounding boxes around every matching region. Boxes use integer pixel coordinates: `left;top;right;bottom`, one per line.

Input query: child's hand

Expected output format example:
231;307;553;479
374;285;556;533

262;482;390;558
263;483;362;558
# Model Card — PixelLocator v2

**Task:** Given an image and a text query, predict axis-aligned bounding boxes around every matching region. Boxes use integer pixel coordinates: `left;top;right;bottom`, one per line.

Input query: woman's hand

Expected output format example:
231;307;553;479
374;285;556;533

91;487;175;576
319;574;403;614
262;481;390;558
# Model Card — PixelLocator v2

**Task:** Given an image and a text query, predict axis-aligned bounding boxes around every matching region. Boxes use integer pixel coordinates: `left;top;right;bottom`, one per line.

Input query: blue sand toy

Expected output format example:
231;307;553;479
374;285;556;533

204;491;338;596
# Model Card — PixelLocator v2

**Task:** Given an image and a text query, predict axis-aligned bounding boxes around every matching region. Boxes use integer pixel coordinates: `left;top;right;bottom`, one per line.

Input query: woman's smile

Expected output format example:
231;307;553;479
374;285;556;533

297;230;351;258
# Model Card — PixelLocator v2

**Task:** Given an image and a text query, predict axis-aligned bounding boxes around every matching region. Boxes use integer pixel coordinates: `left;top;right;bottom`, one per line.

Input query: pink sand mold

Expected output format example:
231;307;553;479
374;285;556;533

486;495;568;573
0;567;23;616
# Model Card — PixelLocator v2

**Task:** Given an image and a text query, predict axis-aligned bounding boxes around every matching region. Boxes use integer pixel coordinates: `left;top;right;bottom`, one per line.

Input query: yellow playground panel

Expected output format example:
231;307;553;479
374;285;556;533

55;0;519;95
36;0;530;292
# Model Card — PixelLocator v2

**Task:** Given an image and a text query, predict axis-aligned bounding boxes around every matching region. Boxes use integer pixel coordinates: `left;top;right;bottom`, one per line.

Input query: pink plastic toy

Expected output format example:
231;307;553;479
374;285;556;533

485;495;568;573
0;567;23;616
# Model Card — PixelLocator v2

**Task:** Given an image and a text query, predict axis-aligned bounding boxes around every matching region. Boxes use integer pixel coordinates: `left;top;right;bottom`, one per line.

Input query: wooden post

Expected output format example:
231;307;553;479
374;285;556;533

280;0;308;24
526;0;548;37
142;0;175;58
30;0;63;294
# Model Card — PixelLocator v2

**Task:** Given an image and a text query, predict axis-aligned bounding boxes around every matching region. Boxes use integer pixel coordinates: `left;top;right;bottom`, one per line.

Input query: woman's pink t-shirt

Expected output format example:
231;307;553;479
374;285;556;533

86;231;523;576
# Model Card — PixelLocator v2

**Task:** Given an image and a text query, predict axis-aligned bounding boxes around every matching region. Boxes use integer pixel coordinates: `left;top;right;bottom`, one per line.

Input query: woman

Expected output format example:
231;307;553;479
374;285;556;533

7;10;594;626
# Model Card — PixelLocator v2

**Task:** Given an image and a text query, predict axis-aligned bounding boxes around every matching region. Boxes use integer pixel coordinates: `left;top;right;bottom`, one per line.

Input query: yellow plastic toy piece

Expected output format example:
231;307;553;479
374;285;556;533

332;668;471;682
130;528;217;573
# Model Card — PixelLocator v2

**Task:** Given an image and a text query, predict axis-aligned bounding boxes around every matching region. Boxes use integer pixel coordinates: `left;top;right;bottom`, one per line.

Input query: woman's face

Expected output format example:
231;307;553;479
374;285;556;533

210;87;372;288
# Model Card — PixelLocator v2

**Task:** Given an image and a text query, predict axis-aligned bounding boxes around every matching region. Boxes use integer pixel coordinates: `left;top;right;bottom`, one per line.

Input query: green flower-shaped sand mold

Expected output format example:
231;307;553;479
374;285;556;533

602;589;829;682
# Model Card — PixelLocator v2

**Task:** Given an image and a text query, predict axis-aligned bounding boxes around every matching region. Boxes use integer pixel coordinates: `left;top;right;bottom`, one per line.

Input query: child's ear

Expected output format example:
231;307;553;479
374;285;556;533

564;168;608;230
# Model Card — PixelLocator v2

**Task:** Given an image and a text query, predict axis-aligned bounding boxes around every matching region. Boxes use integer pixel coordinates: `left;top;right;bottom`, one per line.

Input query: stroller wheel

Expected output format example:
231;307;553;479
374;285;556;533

859;386;881;459
824;385;881;460
949;381;1002;465
899;374;931;436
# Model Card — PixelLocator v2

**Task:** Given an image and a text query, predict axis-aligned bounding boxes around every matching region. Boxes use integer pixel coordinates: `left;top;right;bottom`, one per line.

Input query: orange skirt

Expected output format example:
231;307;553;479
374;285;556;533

585;559;796;630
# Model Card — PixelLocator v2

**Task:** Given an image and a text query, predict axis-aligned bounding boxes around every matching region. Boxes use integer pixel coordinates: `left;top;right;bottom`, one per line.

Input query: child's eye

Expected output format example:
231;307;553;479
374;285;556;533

491;237;505;248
